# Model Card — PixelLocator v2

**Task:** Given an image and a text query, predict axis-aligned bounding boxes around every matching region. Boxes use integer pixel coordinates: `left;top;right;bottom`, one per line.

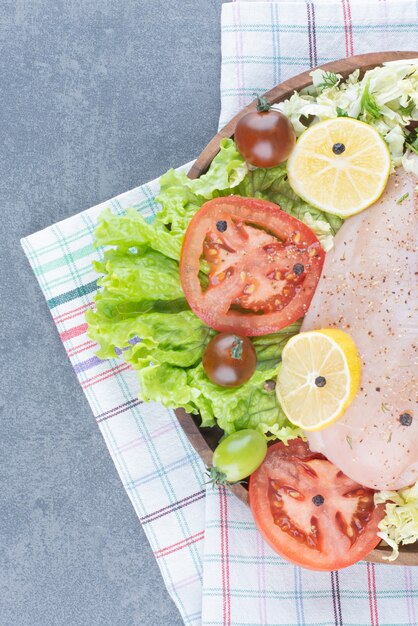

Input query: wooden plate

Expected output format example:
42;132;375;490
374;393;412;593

176;51;418;566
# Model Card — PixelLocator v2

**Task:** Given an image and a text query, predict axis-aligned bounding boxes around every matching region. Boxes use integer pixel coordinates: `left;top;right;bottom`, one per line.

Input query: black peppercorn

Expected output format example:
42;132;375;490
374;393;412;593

263;379;276;392
216;220;227;232
332;142;346;155
399;412;413;426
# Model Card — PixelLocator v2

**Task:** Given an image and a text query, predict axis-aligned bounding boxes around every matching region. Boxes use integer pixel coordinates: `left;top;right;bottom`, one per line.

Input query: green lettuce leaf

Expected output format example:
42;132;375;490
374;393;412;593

134;322;302;440
87;304;212;367
138;363;199;415
137;359;302;443
125;311;214;368
155;138;247;236
95;248;184;301
252;322;301;370
233;164;343;248
187;363;302;442
95;207;183;261
87;139;308;444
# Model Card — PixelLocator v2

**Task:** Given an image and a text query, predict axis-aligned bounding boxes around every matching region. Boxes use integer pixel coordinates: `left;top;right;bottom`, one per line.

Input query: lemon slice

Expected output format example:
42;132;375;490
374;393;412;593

276;329;361;431
286;118;391;217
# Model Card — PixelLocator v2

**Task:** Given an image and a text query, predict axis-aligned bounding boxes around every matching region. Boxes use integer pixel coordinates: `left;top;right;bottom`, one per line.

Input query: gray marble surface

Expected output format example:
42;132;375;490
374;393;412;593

1;1;223;624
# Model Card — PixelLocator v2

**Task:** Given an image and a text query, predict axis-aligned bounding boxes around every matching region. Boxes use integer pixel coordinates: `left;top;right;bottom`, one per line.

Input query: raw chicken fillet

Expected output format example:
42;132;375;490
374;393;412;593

302;169;418;490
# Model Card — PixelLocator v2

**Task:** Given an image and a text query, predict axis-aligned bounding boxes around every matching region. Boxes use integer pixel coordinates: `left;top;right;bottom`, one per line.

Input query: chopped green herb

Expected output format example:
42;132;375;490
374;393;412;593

396;192;409;205
346;435;353;449
399;98;416;117
405;134;418;155
318;71;340;91
336;106;349;117
360;81;381;119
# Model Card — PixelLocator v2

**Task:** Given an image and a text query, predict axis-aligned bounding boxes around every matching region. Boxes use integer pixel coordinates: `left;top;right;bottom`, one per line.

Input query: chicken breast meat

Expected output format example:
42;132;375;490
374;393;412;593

301;168;418;491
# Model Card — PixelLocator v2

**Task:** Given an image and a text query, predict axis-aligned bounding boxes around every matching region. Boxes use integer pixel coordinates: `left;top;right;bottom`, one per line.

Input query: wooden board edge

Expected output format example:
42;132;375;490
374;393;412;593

175;407;250;506
188;51;418;180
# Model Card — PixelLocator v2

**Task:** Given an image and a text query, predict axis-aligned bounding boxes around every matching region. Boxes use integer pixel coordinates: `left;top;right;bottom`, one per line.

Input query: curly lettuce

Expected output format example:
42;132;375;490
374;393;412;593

231;165;342;250
136;325;302;442
155;137;248;237
86;138;313;441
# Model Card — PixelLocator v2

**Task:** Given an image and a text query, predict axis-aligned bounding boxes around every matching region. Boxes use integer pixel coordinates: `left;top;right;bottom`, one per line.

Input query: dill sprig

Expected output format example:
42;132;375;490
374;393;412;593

317;71;340;91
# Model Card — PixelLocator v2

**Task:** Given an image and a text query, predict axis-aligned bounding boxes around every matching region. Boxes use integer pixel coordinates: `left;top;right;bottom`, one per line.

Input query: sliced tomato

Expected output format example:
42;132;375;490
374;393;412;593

179;196;324;336
249;440;385;571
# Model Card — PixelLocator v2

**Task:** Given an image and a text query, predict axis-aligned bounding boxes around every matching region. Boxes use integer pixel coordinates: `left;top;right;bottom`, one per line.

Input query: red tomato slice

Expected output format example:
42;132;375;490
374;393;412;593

180;196;325;336
249;440;385;571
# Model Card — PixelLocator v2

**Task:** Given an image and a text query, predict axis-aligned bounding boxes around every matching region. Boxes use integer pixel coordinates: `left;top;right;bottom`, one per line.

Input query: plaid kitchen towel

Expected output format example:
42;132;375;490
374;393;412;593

219;0;418;128
21;2;418;626
21;165;206;626
203;487;418;626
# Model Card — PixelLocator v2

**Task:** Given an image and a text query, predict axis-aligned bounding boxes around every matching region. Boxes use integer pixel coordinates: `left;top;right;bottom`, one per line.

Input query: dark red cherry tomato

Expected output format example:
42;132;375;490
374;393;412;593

235;95;296;168
202;333;256;387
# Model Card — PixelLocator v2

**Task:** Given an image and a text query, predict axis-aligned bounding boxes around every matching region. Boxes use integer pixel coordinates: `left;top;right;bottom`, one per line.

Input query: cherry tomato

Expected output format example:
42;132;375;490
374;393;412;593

180;196;325;336
203;333;256;387
210;429;267;484
249;439;385;571
235;95;296;168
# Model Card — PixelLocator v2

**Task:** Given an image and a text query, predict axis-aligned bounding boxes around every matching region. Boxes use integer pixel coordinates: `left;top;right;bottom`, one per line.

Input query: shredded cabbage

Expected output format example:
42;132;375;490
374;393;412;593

402;151;418;177
374;481;418;561
274;59;418;166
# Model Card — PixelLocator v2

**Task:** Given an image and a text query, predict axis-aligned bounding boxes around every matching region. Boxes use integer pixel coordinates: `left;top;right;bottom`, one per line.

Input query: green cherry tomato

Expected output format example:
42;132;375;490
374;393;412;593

210;429;267;484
